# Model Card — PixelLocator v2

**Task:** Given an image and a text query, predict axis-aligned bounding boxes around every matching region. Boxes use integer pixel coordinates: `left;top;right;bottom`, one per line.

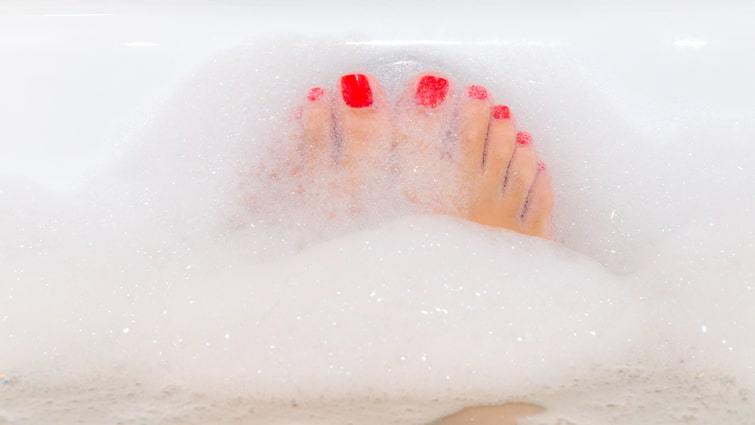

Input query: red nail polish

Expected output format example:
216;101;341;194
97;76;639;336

492;105;511;120
307;87;324;101
537;160;546;171
467;85;488;100
516;131;532;145
341;74;373;108
415;75;449;108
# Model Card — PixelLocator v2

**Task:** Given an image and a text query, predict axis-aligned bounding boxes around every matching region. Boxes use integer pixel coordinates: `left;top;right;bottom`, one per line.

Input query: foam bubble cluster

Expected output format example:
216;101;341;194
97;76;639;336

1;40;753;424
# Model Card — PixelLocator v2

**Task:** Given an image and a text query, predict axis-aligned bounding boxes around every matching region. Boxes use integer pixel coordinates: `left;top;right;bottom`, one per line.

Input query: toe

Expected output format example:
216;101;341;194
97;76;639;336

414;74;451;109
394;73;456;210
523;161;554;238
300;86;334;169
395;73;454;160
458;85;491;178
501;131;538;216
335;73;391;169
482;104;516;188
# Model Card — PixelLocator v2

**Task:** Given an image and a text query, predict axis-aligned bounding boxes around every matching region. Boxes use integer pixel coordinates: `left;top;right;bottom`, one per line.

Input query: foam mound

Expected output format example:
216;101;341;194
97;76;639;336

1;40;753;424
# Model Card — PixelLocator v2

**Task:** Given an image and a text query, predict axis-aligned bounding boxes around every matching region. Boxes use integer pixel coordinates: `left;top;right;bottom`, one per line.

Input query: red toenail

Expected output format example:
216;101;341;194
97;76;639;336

467;85;488;100
341;74;373;108
492;105;511;120
537;160;546;171
307;87;324;101
415;75;449;108
516;131;532;145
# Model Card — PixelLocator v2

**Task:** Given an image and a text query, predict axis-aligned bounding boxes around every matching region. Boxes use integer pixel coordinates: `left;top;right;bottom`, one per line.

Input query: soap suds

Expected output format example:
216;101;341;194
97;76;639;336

1;40;754;424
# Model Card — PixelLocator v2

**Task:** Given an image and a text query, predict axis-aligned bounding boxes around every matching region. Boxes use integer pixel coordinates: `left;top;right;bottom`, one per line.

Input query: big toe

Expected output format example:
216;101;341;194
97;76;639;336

396;73;453;161
395;73;456;208
335;73;392;171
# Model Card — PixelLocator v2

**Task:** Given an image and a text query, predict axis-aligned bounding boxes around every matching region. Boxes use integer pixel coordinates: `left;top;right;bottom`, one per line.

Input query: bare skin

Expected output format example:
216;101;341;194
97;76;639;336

429;403;546;425
290;73;553;424
295;73;554;239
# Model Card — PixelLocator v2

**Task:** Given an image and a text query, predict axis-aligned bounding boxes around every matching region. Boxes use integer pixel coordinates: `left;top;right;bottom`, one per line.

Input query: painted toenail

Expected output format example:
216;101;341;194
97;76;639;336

492;105;511;120
415;75;449;108
467;85;488;100
516;131;532;145
537;160;546;171
307;87;324;101
341;74;373;108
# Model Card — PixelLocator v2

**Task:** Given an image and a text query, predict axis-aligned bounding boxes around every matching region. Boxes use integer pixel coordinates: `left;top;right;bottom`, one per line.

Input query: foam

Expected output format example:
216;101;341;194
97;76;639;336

1;40;754;424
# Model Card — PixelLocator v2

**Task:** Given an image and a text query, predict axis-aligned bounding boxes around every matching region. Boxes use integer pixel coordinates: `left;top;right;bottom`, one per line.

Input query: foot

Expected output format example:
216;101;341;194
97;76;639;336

292;73;554;239
430;403;545;425
394;73;554;238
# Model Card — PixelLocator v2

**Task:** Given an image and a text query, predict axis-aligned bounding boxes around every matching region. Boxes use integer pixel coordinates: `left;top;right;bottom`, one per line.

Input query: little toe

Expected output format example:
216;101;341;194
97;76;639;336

300;86;334;169
523;161;554;238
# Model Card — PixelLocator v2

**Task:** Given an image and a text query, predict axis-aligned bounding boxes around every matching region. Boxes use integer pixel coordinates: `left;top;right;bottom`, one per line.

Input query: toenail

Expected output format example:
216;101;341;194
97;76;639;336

415;75;449;108
492;105;511;120
516;131;532;145
341;74;373;108
537;160;546;171
307;87;324;101
467;85;488;100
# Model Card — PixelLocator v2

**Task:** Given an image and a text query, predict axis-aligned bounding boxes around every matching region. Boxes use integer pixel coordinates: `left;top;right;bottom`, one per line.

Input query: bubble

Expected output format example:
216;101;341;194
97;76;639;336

0;39;753;424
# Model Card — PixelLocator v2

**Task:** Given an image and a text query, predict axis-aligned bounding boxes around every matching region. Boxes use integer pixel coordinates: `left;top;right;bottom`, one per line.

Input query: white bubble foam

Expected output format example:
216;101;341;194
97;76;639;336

1;39;754;424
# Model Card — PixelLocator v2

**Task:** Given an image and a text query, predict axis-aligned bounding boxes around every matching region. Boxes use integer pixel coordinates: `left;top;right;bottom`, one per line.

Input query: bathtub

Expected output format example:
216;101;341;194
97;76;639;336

4;1;753;190
1;1;754;424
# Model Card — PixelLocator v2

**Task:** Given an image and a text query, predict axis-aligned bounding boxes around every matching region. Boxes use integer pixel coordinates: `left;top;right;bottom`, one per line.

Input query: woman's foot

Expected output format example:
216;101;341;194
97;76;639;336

293;72;554;239
288;74;552;422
